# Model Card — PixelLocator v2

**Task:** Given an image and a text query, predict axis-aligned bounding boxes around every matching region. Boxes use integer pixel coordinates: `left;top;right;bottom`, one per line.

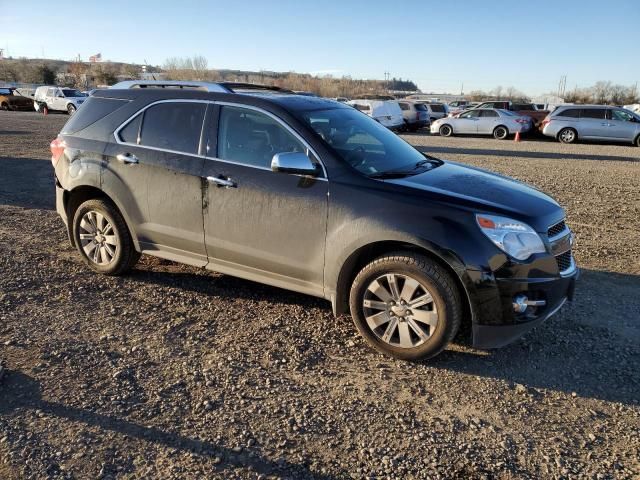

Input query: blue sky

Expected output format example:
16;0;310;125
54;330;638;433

3;0;639;95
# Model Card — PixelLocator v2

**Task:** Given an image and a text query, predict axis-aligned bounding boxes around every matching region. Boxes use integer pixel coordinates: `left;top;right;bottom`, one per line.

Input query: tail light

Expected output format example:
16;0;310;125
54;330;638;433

515;118;528;124
540;117;551;128
50;137;66;167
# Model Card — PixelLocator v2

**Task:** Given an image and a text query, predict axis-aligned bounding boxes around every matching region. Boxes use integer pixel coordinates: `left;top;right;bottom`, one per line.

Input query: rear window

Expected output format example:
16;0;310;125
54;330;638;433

512;104;534;110
580;108;606;119
398;102;410;111
414;103;428;111
353;104;370;112
555;108;580;118
429;104;445;113
61;97;129;134
0;88;12;95
139;102;206;154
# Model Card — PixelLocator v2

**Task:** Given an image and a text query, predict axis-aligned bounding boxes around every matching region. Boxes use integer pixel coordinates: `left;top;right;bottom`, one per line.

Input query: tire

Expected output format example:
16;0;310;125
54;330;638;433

493;125;509;140
67;103;77;116
439;124;453;137
72;199;140;275
349;253;462;361
557;127;577;144
1;103;8;111
634;135;640;147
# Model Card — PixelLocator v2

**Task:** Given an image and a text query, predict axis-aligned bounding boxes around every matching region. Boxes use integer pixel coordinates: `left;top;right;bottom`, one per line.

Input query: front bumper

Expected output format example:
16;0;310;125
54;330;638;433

471;266;579;349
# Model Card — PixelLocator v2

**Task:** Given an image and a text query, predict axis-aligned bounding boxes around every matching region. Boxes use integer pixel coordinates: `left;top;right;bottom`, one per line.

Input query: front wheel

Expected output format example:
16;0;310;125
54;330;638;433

349;253;462;360
1;103;9;111
67;104;77;115
72;199;140;275
439;124;453;137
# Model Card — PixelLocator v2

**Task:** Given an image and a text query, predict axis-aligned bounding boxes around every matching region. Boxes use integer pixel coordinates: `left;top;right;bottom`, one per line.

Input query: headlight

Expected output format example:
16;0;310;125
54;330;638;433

476;214;546;261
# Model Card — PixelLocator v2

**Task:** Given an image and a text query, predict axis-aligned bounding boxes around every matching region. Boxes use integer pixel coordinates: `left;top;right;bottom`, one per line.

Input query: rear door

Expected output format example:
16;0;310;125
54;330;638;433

201;103;328;295
106;100;208;266
578;108;608;138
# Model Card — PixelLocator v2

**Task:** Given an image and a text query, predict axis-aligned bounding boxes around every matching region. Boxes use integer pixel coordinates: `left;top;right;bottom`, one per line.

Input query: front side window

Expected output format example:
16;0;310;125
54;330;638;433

139;102;206;154
399;102;410;111
295;106;438;177
217;106;305;168
62;89;85;98
609;109;634;122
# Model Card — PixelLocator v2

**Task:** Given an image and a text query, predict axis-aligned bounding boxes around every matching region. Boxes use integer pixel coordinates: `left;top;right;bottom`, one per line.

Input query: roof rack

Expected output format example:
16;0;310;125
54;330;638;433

109;80;293;94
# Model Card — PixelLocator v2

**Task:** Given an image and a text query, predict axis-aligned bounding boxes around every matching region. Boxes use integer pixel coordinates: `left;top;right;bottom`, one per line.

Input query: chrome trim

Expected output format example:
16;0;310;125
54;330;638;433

559;256;577;278
112;99;328;181
110;80;230;93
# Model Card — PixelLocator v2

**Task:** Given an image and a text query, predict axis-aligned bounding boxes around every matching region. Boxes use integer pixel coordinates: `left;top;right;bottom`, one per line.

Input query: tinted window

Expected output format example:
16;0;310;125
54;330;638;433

398;102;410;111
580;108;606;119
512;104;533;110
217;106;305;168
62;97;128;135
118;113;143;143
556;108;580;118
429;104;445;113
480;110;499;117
139;102;206;154
414;103;428;111
0;88;11;95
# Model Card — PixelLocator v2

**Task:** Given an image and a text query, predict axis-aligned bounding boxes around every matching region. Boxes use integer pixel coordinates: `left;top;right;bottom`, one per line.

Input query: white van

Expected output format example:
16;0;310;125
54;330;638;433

348;99;404;130
33;86;87;115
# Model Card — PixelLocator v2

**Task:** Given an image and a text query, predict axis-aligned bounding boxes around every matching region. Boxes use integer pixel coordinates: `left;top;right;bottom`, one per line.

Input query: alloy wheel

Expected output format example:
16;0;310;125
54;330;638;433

559;129;576;143
78;211;118;265
362;273;439;349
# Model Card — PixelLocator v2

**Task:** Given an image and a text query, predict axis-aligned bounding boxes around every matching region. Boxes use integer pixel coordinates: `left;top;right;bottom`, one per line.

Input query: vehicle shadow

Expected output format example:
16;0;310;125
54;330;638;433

128;265;639;405
0;370;337;479
0;130;31;135
414;145;640;162
0;156;55;210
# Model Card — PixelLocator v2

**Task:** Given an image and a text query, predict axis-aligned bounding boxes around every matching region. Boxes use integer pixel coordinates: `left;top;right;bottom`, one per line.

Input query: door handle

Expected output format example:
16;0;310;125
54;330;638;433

207;176;237;188
116;153;139;164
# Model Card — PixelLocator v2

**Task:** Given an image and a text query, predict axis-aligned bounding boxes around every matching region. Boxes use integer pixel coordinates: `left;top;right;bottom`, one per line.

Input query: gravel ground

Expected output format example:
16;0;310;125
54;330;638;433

1;111;639;479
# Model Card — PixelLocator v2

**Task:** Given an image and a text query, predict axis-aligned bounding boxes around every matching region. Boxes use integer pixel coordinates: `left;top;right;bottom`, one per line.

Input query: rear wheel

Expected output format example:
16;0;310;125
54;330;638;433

349;253;462;361
558;128;577;144
72;199;139;275
439;124;453;137
493;125;509;140
67;104;77;116
634;135;640;147
1;102;8;111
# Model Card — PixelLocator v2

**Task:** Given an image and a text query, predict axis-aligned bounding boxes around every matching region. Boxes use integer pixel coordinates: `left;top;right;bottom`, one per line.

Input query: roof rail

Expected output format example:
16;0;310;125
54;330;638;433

109;80;231;93
109;80;294;95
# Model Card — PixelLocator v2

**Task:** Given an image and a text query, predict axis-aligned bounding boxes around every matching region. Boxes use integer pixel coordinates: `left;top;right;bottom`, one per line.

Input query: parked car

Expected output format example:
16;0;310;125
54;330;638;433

420;102;448;121
473;101;548;127
541;105;640;146
397;100;431;131
51;80;577;361
0;87;34;111
348;99;404;130
34;86;87;115
431;108;531;139
333;97;350;103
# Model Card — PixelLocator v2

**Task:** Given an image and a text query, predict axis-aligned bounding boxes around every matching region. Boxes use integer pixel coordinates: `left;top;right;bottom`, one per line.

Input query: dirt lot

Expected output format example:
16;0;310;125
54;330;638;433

1;111;639;479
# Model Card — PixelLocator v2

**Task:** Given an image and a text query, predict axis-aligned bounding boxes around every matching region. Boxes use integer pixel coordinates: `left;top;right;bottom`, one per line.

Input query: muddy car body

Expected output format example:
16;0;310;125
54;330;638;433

51;81;578;360
0;87;34;111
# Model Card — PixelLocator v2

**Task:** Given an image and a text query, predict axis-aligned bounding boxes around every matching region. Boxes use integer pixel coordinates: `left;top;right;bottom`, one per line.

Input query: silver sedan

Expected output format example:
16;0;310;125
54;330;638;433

431;108;531;140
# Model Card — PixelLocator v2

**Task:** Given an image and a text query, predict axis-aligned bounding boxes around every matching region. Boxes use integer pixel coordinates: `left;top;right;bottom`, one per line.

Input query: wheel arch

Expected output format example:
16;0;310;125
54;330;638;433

332;240;473;330
494;124;509;135
557;126;578;141
64;185;140;251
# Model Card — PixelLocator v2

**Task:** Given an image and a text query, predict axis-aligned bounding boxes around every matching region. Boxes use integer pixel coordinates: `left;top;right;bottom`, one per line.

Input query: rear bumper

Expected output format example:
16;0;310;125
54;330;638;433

471;266;579;349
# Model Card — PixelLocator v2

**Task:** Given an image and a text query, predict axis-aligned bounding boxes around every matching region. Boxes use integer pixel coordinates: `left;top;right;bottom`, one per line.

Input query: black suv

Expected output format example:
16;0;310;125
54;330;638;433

51;81;578;360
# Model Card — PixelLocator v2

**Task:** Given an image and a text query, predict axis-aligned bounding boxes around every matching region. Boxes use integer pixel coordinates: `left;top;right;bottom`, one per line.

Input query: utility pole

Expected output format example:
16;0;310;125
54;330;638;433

557;75;567;100
460;82;464;96
384;71;390;92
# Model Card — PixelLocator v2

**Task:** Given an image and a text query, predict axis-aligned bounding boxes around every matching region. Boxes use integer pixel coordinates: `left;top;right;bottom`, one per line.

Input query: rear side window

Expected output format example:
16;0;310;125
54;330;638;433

580;108;606;119
399;102;410;111
119;114;142;143
480;110;499;117
62;97;129;134
429;104;445;113
556;108;580;118
139;102;206;154
414;103;427;111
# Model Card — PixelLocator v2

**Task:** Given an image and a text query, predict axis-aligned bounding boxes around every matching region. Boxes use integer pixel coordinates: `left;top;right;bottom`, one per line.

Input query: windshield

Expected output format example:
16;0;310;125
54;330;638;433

295;107;438;177
0;88;13;95
62;89;85;98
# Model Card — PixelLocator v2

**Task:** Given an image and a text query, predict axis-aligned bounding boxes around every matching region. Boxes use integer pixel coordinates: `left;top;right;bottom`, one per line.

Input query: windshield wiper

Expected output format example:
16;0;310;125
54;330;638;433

369;159;440;179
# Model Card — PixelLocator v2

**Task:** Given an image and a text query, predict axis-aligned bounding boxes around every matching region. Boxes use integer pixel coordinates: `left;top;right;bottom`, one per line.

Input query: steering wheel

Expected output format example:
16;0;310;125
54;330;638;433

345;146;367;168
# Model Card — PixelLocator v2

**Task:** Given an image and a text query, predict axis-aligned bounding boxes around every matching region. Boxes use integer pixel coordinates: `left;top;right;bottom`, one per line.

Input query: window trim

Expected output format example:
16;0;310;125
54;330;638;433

113;99;327;180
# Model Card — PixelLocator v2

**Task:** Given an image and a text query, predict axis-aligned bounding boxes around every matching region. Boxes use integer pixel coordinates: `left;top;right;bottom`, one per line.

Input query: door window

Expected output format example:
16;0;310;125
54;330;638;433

139;102;206;154
217;106;305;168
460;110;481;118
480;110;499;117
119;114;142;144
580;108;606;119
609;109;634;122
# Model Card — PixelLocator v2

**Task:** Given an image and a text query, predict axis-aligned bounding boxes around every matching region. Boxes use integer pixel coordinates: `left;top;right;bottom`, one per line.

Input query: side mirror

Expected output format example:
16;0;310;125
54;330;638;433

271;152;318;176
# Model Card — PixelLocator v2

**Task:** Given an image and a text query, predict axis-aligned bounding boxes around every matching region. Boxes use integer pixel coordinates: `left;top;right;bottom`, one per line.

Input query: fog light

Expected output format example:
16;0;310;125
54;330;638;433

513;294;546;313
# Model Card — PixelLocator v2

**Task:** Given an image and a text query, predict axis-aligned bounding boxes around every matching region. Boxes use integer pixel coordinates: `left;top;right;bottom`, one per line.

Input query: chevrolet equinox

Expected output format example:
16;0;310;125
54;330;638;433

51;81;578;360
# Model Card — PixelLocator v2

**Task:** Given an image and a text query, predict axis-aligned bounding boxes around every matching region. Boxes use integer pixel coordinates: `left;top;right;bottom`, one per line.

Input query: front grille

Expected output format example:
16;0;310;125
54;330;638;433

548;220;567;238
555;250;573;272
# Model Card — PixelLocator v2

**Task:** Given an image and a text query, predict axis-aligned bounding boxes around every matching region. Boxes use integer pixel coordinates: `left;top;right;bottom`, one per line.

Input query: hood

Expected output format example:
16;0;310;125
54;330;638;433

388;160;563;232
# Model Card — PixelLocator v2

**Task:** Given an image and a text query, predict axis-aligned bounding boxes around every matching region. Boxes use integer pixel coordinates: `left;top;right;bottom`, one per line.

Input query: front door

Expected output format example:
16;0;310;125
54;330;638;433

202;104;328;296
606;108;640;141
455;110;480;134
105;100;208;266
